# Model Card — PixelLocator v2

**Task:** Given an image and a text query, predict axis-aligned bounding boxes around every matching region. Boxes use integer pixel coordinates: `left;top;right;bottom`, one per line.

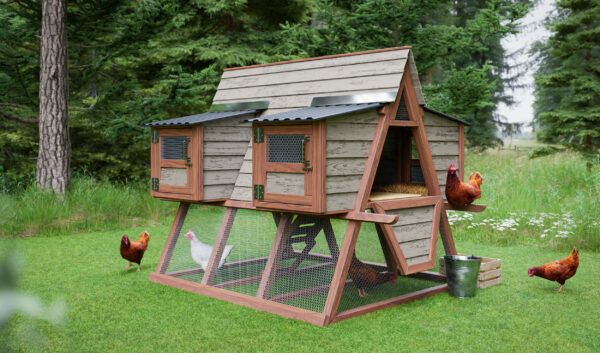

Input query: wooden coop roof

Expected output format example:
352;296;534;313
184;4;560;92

212;47;425;115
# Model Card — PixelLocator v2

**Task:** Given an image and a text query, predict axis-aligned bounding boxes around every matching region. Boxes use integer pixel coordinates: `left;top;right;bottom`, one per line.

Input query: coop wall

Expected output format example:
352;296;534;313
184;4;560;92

212;48;424;116
325;111;379;212
422;110;460;196
202;116;252;200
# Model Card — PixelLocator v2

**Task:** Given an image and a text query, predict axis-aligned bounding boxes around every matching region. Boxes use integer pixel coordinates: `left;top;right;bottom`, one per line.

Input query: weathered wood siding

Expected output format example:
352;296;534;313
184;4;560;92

386;206;434;265
202;115;252;200
213;48;425;115
422;110;459;197
230;143;253;201
326;110;378;211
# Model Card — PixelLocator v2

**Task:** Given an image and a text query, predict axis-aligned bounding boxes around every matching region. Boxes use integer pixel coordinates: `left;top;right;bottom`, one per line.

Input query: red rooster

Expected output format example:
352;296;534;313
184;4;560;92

528;248;579;292
445;162;483;207
120;231;150;272
348;252;398;297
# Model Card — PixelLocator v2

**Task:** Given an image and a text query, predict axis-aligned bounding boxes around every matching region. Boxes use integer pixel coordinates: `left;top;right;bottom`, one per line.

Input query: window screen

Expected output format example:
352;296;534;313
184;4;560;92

267;134;304;163
161;136;188;160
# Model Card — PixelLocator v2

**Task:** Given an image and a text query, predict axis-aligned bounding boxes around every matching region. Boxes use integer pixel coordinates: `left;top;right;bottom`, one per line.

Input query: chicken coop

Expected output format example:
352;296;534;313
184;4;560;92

147;46;485;326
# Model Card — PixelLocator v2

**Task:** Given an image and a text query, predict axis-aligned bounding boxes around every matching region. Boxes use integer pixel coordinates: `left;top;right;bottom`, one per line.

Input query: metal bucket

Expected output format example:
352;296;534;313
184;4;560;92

444;255;482;298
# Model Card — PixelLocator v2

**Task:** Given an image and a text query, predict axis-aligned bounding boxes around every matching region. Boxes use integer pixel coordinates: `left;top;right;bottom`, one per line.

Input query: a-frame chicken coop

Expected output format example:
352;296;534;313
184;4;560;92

146;46;484;326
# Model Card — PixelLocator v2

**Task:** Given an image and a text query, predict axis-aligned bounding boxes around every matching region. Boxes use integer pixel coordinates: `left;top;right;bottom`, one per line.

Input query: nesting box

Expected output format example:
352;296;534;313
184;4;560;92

146;46;484;325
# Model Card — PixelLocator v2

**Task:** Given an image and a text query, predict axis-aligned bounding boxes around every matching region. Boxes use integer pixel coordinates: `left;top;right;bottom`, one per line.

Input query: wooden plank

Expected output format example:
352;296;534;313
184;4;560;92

326;122;378;141
203;170;239;186
439;211;457;255
370;195;441;211
326;158;368;176
220;48;409;77
256;214;293;299
149;273;328;326
399;238;431;258
239;160;252;174
203;126;252;142
266;172;305;195
332;284;448;323
459;124;465;181
202;115;253;127
326;175;362;194
230;186;252;201
336;211;398;225
406;255;430;265
156;203;190;274
423;110;460;127
204;155;245;171
203;141;251;156
429;141;459;156
219;60;405;89
322;221;362;324
327;110;381;125
201;208;238;285
326;192;357;212
234;173;253;188
424;126;459;141
214;74;403;101
387;206;435;226
326;141;374;158
432;156;458;172
314;119;327;213
444;202;487;212
393;222;434;243
203;185;234;200
408;271;446;283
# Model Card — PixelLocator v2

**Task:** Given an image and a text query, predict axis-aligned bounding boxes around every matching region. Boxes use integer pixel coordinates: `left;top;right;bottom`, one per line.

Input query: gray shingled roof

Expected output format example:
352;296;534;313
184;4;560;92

145;110;257;127
245;103;383;123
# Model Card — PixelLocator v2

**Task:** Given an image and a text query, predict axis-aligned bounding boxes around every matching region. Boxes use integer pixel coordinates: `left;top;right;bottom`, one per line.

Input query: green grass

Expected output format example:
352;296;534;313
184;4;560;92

1;228;599;352
0;177;175;238
454;152;600;252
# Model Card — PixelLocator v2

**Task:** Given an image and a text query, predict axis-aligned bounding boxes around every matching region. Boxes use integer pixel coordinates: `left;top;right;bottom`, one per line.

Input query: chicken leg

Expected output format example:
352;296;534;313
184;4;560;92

126;262;131;271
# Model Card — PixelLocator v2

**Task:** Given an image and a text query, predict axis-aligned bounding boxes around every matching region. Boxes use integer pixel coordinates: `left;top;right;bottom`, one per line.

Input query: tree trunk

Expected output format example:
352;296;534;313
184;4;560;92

37;0;70;194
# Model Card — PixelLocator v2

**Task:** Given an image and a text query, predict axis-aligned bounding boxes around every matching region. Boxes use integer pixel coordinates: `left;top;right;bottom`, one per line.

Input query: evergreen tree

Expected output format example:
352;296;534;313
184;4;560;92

533;0;600;166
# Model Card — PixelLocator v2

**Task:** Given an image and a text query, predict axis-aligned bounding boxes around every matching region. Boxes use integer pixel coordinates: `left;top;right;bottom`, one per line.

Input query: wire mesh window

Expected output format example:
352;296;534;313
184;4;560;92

161;136;188;160
395;97;409;120
266;134;304;163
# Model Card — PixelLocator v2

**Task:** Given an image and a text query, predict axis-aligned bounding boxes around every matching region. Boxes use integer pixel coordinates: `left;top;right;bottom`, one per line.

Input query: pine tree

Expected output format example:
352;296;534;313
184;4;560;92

534;0;600;166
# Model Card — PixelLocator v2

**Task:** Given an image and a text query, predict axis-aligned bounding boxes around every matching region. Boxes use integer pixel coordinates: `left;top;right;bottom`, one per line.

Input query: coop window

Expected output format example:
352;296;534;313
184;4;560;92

161;136;188;160
267;134;304;163
395;97;409;120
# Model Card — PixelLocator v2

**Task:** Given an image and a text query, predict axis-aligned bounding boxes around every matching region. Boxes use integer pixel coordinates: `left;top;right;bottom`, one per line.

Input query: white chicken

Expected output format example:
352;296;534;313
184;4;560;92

185;229;234;271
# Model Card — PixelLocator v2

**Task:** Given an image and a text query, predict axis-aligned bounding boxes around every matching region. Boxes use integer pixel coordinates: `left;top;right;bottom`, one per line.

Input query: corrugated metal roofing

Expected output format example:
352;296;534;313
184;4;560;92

145;110;257;127
422;106;471;126
245;103;383;123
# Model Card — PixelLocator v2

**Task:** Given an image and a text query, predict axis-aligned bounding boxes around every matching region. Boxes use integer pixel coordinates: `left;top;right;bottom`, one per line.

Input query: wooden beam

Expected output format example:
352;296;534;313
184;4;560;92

256;214;293;299
335;211;398;224
165;257;269;278
322;220;362;324
202;207;238;285
439;211;457;255
368;195;441;211
408;271;447;283
459;124;465;181
444;202;486;213
331;284;448;323
156;202;190;274
149;272;328;326
388;120;418;127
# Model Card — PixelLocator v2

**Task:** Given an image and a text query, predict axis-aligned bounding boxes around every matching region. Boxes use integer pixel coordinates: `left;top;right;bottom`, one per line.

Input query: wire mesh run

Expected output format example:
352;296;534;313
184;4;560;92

161;205;348;313
337;221;438;313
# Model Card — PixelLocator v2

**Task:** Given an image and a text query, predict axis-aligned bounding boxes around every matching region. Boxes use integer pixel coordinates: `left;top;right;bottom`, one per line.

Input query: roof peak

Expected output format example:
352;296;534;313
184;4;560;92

224;46;412;72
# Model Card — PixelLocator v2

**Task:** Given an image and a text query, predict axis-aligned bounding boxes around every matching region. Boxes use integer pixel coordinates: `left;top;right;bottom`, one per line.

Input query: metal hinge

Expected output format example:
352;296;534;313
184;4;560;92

253;184;264;200
253;127;264;143
151;130;159;143
151;178;159;191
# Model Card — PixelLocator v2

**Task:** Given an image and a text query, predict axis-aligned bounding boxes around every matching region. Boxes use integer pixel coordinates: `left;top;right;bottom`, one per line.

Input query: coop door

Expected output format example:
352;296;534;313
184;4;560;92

151;127;201;200
253;125;317;210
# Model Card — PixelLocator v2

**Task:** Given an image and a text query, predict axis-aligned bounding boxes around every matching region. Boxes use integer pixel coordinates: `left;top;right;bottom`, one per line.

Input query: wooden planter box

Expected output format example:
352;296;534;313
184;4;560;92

439;256;501;289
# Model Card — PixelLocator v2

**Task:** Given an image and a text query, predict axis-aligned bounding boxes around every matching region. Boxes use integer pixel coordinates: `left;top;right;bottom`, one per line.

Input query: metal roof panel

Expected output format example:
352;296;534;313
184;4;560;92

145;110;257;127
245;103;383;123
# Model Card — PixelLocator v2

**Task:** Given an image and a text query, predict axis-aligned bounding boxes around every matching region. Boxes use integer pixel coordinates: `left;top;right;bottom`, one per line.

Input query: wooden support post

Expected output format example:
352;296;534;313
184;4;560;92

322;220;362;324
201;207;238;285
320;219;340;260
257;213;293;299
375;223;399;271
156;202;190;274
439;211;457;255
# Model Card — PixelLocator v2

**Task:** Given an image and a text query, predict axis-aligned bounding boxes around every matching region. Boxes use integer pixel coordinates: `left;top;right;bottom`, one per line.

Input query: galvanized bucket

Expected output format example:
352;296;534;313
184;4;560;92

444;255;482;298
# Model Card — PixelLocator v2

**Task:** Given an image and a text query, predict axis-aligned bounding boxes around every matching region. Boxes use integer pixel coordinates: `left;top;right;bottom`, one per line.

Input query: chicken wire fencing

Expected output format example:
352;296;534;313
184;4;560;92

336;221;439;313
161;205;348;313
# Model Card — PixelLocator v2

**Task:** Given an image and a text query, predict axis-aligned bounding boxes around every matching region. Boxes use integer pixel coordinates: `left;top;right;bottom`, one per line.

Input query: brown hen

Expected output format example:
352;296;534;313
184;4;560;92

528;247;579;292
120;231;150;272
445;161;483;207
348;252;397;297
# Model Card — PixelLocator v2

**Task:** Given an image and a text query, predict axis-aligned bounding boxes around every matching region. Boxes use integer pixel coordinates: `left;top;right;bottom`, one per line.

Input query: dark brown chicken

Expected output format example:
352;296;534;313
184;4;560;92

445;162;483;207
120;231;150;272
348;252;398;297
528;247;579;292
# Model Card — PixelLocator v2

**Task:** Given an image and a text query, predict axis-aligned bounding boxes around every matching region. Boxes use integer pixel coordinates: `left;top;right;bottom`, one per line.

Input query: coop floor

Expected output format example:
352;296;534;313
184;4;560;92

368;192;421;201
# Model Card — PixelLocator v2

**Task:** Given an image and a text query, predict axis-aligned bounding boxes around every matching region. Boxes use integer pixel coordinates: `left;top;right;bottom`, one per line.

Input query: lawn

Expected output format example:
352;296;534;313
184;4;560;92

2;227;599;352
2;151;600;352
